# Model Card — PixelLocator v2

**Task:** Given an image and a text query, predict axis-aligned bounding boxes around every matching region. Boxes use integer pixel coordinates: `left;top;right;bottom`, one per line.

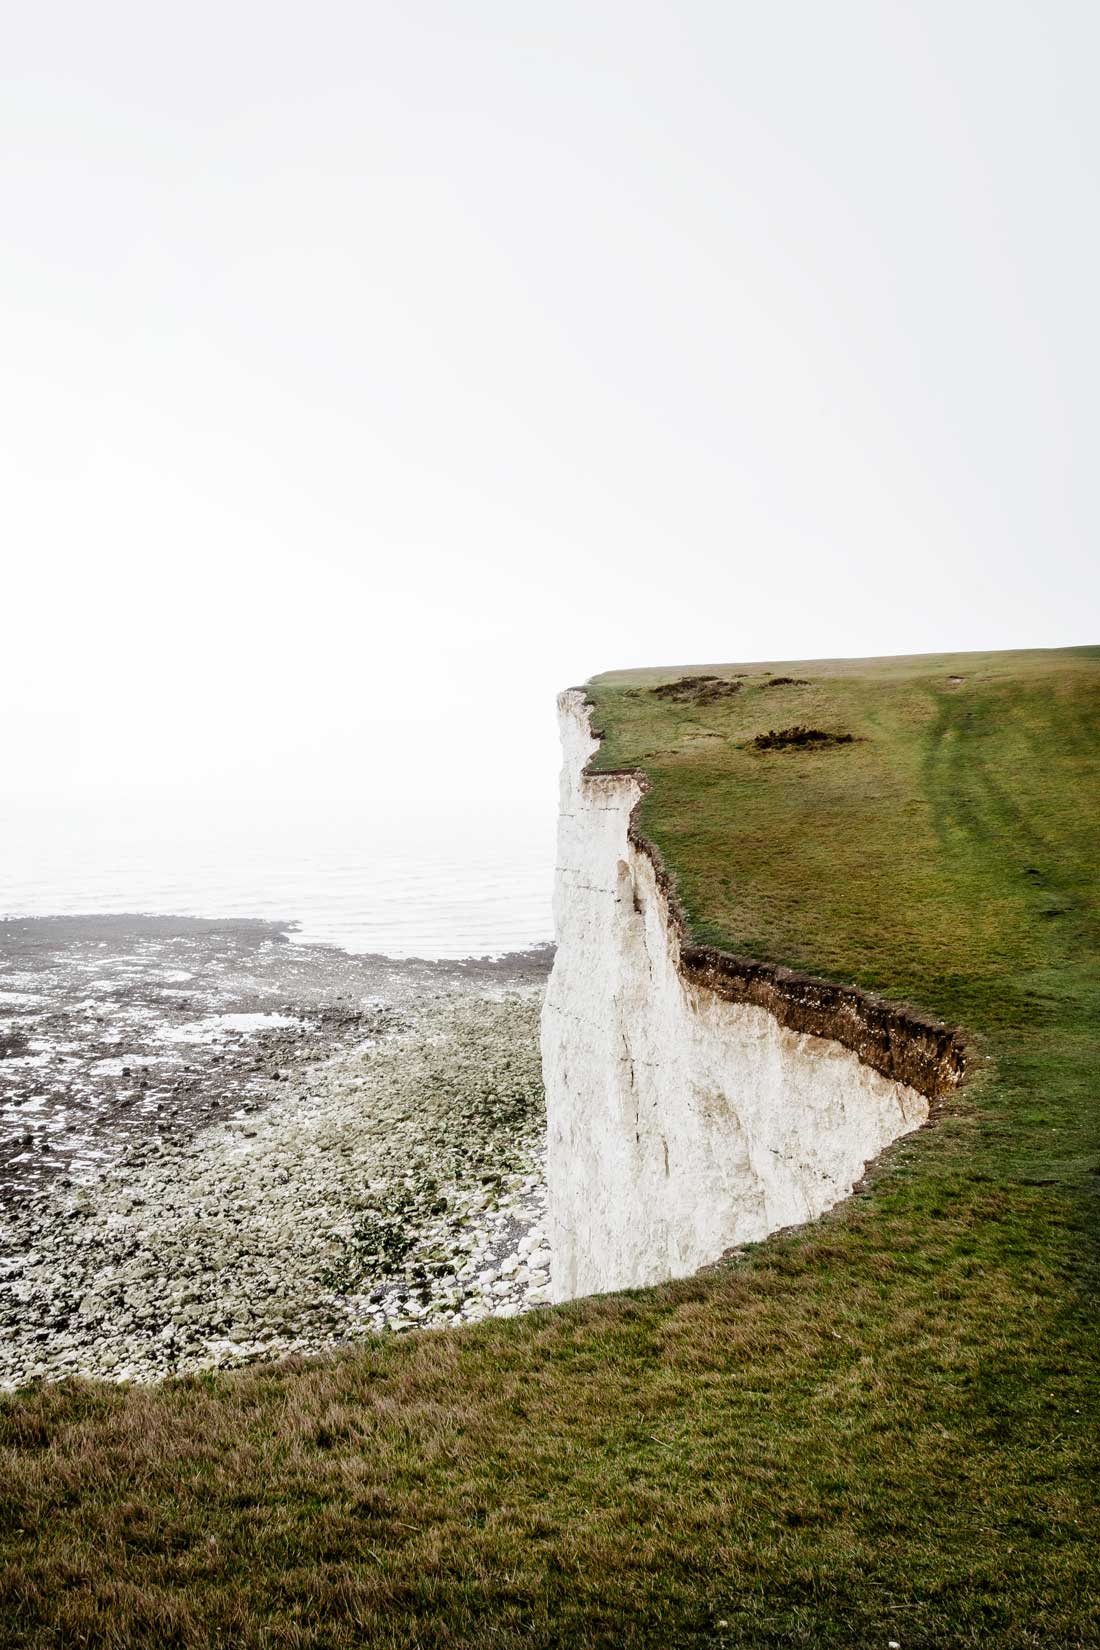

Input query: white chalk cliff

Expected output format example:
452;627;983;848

540;688;930;1303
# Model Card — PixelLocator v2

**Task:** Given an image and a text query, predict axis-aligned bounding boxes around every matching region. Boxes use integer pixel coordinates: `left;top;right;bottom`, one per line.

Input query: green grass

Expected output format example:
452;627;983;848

3;646;1098;1648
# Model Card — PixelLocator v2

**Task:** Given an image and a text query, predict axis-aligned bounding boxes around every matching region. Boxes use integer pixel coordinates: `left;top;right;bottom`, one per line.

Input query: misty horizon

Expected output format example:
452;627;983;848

3;1;1097;823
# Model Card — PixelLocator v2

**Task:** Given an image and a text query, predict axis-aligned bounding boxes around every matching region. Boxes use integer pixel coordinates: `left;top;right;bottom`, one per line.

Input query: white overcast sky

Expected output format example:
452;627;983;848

3;0;1098;805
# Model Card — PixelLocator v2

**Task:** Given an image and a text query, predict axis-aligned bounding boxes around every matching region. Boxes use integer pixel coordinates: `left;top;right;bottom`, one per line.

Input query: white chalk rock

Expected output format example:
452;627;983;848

540;689;928;1303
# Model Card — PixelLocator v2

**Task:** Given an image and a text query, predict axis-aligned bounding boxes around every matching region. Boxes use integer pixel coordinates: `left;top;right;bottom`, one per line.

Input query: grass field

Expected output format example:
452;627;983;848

2;646;1098;1648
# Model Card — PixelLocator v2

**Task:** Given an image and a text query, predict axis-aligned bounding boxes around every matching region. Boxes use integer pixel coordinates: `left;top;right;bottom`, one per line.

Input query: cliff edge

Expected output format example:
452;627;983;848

541;688;958;1301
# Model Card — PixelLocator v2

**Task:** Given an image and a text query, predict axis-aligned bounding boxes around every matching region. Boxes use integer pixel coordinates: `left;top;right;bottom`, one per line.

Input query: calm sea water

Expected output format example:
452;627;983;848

0;796;556;959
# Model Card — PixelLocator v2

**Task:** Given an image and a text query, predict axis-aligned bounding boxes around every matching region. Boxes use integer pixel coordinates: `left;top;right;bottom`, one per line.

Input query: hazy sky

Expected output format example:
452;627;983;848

4;1;1097;805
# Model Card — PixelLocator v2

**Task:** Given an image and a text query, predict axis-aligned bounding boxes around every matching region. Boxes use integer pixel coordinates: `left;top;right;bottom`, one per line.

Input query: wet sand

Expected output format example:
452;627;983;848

0;916;552;1386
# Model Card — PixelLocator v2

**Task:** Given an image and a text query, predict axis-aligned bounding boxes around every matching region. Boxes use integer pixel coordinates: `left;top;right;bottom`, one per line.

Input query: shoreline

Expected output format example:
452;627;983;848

0;914;553;1387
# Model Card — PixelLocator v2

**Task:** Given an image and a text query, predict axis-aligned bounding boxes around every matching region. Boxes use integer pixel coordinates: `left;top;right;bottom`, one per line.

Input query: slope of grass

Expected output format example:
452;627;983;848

2;646;1098;1648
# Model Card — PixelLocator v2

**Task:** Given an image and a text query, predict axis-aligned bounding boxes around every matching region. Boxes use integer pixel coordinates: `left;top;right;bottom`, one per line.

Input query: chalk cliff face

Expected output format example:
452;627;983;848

540;688;929;1303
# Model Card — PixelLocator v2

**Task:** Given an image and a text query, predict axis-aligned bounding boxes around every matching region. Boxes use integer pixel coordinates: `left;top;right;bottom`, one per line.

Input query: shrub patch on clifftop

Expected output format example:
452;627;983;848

752;724;855;750
651;673;743;704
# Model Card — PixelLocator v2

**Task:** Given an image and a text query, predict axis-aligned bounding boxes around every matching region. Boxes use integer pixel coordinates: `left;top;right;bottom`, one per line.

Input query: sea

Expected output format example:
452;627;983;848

0;794;557;959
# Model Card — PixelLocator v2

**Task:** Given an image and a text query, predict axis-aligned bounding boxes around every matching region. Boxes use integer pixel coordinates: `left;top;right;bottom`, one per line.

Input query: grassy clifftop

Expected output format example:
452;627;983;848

588;645;1100;1181
589;646;1099;1017
2;648;1097;1649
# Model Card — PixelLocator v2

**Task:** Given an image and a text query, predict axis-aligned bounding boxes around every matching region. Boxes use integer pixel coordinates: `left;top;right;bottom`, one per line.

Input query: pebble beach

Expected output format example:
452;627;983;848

0;915;552;1387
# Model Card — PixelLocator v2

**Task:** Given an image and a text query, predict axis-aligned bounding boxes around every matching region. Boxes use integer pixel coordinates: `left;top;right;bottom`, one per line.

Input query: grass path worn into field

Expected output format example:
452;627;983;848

2;646;1098;1648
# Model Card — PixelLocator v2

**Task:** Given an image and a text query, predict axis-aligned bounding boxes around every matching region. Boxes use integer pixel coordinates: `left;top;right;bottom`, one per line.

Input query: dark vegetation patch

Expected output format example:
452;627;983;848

694;680;744;704
752;724;855;751
762;675;811;688
322;1186;421;1291
651;674;742;704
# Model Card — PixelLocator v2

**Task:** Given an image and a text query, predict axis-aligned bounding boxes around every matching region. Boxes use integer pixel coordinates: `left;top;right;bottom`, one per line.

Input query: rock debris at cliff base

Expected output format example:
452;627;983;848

0;916;552;1387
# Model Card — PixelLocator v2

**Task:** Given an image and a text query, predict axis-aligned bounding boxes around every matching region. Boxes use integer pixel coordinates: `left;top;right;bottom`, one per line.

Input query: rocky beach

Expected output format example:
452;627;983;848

0;915;552;1387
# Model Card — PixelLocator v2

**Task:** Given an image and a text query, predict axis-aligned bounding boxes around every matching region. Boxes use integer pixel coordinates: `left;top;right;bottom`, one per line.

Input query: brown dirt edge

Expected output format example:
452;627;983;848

582;695;970;1100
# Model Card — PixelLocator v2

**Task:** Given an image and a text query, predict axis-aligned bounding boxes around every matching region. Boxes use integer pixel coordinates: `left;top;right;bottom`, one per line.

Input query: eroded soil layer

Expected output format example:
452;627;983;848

0;916;551;1386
